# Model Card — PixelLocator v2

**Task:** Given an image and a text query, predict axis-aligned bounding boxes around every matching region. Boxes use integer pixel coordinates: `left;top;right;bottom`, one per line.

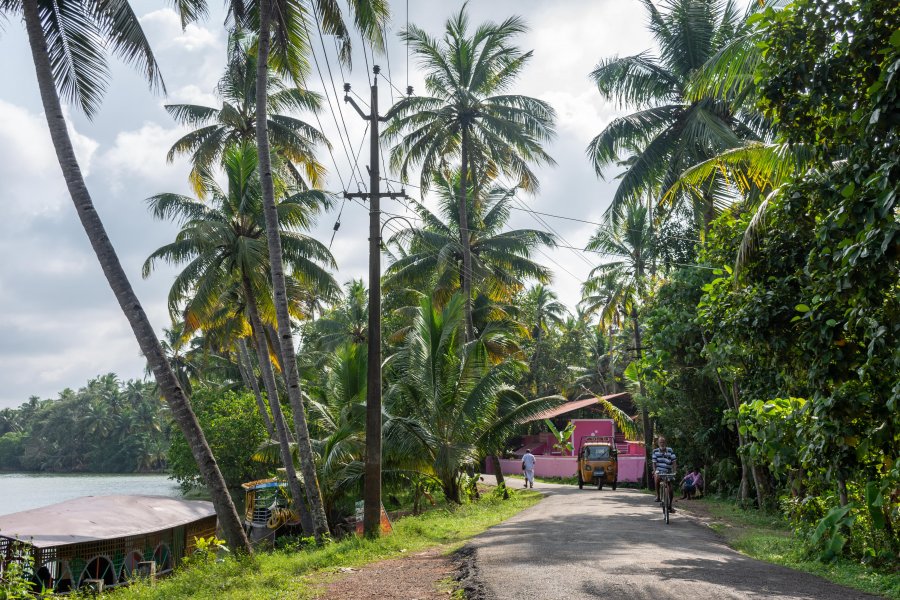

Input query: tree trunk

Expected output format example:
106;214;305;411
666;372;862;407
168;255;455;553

21;0;251;553
458;126;475;342
243;279;314;536
631;306;652;489
490;454;507;492
730;381;772;510
237;338;275;438
255;0;330;540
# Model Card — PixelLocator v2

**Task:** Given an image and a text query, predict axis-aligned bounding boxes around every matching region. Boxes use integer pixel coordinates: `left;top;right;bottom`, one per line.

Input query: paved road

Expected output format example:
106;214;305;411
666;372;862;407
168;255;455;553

466;479;880;600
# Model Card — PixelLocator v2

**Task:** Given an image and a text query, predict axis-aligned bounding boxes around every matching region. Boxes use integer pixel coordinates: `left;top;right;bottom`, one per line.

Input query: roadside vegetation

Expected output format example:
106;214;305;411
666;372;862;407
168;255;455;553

106;489;540;600
681;498;900;600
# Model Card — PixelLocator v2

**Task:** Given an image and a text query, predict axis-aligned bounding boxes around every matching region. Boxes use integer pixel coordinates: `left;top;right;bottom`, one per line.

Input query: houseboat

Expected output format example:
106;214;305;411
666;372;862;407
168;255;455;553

0;495;217;593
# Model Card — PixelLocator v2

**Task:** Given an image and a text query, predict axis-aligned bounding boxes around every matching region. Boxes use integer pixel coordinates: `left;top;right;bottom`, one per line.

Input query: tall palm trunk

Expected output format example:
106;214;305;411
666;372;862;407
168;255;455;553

458;126;475;341
237;338;275;438
254;0;329;538
631;306;652;489
242;278;314;535
21;0;251;553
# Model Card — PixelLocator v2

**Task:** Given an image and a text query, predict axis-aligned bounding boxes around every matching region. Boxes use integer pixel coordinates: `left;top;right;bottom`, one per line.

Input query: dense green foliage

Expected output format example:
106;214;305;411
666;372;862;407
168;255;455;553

167;389;269;490
634;0;899;566
0;375;168;473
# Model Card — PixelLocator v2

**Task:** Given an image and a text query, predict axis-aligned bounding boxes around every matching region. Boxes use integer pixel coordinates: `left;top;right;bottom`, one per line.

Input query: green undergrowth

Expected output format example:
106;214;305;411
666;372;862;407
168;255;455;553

102;489;541;600
686;497;900;599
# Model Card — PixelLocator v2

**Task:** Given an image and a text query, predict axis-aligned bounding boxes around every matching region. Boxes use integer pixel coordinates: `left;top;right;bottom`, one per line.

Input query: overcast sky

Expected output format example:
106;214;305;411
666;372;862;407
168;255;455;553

0;0;656;408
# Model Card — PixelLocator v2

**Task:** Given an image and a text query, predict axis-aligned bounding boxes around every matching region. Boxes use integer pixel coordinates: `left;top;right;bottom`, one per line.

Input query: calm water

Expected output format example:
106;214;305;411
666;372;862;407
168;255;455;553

0;473;184;516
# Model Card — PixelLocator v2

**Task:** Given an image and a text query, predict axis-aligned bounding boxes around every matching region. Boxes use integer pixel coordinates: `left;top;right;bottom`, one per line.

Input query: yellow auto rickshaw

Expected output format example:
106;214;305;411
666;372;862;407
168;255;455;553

577;436;618;490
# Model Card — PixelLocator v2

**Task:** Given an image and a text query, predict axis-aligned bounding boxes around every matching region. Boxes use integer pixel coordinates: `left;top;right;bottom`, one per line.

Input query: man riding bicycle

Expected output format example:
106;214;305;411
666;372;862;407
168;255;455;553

652;435;677;513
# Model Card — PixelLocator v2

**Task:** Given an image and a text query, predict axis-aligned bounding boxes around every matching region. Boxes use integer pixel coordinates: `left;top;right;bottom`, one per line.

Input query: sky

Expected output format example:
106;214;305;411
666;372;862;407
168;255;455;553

0;0;656;408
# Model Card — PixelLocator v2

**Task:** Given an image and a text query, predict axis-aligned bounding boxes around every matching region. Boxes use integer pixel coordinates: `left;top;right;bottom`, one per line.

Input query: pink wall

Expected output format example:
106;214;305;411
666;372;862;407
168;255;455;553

487;455;646;483
572;419;614;454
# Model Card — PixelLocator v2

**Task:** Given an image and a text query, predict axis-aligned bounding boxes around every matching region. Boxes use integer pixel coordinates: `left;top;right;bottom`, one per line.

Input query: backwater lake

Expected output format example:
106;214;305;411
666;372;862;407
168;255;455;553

0;473;185;516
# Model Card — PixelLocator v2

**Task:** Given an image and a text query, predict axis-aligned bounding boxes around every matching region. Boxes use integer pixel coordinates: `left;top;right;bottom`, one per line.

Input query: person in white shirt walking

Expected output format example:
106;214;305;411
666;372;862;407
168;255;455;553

521;449;536;488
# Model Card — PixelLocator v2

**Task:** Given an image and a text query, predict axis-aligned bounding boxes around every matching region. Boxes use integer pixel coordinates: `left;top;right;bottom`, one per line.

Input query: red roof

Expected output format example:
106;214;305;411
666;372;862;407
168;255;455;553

526;393;631;422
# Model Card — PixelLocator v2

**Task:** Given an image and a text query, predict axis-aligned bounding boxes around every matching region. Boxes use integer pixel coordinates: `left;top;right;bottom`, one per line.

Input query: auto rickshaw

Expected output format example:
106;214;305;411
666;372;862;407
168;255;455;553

577;436;618;490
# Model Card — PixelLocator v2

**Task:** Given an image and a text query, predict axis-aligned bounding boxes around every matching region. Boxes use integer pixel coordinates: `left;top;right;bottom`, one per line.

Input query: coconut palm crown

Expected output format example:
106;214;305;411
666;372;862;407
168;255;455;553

166;32;329;196
383;5;556;339
587;0;767;225
384;172;557;306
142;142;339;328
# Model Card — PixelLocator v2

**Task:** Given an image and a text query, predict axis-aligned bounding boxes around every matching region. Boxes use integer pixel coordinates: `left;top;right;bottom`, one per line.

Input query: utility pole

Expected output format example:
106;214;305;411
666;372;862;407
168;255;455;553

344;66;407;537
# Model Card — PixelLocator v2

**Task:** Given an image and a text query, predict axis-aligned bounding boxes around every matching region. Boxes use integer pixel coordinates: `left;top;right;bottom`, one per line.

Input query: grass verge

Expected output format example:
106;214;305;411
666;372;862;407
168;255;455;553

104;489;542;600
681;497;900;599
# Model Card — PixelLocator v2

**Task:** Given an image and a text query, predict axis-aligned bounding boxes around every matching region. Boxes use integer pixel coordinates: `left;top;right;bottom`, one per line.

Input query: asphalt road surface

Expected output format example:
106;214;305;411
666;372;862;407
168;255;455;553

465;479;880;600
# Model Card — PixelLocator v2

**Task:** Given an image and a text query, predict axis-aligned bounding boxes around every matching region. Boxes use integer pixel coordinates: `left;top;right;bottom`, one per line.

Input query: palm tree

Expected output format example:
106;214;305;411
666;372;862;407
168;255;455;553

580;200;657;487
385;294;562;502
384;7;557;339
143;143;338;534
10;0;251;552
305;343;368;519
166;31;329;195
524;284;567;340
247;0;388;542
385;173;556;309
313;279;369;351
587;0;766;228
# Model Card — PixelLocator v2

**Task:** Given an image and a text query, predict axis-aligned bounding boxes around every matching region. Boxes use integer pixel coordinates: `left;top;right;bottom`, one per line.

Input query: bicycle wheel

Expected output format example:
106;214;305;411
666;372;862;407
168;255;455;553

662;483;670;524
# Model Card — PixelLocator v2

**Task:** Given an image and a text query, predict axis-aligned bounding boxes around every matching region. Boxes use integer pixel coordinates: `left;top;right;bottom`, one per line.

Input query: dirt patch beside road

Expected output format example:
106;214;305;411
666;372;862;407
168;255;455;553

314;547;457;599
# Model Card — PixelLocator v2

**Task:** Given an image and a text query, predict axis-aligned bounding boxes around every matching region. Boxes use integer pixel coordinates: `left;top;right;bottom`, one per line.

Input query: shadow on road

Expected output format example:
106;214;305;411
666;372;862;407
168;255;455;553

470;485;881;600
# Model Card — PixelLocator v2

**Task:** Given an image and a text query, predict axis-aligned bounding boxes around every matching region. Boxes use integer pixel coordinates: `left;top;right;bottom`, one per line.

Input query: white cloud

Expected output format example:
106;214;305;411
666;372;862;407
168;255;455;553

168;84;219;107
140;9;220;53
98;121;192;190
0;100;99;225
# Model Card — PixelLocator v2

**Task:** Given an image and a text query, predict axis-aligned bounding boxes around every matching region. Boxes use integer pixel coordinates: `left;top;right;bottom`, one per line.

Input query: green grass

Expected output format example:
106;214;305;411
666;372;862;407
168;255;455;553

104;489;542;600
687;497;900;599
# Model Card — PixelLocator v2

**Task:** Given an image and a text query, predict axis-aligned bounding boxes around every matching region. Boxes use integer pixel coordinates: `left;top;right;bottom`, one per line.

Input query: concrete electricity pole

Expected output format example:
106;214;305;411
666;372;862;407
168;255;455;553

344;66;406;537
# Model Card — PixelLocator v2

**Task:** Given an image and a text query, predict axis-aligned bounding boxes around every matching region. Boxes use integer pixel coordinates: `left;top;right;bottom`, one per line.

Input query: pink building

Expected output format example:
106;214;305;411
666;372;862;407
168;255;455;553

485;394;646;483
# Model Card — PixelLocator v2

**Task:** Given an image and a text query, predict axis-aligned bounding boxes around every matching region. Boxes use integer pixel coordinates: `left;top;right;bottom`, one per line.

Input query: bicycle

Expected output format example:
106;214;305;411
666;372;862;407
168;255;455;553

656;471;676;524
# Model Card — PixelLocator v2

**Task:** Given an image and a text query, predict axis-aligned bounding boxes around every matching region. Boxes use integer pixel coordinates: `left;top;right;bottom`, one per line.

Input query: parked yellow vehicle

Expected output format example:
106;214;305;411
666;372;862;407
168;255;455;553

577;436;618;490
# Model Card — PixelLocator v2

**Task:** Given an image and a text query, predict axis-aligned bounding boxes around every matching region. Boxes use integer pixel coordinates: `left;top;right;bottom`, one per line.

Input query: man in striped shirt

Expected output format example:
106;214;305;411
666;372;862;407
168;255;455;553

652;436;677;513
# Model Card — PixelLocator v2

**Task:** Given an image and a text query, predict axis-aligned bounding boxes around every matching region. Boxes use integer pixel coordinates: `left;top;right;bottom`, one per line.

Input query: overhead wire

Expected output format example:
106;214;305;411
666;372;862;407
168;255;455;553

377;175;701;245
312;16;368;191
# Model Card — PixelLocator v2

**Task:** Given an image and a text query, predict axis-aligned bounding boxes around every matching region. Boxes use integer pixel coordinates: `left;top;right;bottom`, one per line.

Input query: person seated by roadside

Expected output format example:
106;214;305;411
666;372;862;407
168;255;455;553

691;469;704;498
680;470;697;500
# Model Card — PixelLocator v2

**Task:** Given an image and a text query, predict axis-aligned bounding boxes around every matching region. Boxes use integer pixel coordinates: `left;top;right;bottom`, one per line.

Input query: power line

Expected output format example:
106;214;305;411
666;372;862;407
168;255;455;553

510;193;597;271
377;176;702;245
307;16;367;192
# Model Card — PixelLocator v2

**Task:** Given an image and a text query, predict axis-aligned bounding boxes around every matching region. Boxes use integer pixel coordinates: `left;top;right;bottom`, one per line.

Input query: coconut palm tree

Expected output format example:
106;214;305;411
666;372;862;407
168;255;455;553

313;279;369;351
166;31;329;195
524;284;567;341
143;142;338;534
580;200;657;487
385;173;556;309
385;294;562;502
246;0;388;541
9;0;251;551
587;0;766;228
384;7;557;339
169;0;389;540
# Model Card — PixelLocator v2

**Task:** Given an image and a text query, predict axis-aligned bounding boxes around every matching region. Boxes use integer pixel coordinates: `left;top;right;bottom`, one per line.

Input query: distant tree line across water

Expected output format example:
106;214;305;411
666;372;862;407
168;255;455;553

0;374;169;473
